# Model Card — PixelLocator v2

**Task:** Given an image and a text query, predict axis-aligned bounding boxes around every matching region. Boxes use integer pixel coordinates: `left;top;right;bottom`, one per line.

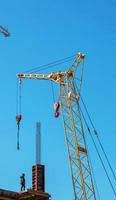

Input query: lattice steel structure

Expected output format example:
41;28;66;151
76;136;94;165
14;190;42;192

17;53;96;200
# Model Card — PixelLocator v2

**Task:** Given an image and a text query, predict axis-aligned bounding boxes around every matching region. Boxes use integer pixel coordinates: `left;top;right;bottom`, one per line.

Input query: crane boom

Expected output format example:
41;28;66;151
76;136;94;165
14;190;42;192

17;53;84;83
17;53;96;200
17;72;66;84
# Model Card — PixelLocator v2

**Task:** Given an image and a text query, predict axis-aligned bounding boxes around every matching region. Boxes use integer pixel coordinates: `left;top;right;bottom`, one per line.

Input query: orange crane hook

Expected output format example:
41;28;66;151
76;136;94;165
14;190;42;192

54;102;60;118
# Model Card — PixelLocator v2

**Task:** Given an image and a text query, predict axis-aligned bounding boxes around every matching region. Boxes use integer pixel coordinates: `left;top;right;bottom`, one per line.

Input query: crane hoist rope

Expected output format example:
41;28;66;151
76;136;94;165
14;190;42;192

51;81;55;103
16;78;22;150
16;52;97;200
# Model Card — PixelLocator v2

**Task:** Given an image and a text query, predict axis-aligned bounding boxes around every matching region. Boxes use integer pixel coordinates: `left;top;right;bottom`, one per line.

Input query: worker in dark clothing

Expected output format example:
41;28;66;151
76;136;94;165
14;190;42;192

20;173;26;191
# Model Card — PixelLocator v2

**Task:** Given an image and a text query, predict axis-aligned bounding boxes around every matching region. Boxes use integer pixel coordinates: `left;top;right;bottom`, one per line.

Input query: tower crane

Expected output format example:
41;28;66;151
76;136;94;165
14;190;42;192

16;53;96;200
0;26;10;37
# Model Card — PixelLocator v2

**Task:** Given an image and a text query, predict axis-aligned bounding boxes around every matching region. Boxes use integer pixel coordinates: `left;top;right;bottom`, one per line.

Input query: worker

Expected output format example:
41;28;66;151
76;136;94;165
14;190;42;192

20;173;26;191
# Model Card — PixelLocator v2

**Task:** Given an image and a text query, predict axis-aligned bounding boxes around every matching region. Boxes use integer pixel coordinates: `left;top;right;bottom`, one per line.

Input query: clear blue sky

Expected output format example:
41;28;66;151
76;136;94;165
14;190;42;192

0;0;116;199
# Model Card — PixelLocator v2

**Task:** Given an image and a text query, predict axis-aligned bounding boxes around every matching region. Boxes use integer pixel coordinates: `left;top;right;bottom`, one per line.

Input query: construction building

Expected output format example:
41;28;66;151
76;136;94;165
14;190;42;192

0;162;50;200
0;122;51;200
0;188;50;200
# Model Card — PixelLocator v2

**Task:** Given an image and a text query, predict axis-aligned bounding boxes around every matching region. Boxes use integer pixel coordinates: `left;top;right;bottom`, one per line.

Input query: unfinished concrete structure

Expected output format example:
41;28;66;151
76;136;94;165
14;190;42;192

0;189;50;200
0;122;50;200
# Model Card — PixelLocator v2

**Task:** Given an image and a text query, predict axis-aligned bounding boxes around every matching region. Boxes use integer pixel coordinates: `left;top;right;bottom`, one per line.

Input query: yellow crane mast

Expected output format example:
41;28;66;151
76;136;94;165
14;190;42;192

17;53;96;200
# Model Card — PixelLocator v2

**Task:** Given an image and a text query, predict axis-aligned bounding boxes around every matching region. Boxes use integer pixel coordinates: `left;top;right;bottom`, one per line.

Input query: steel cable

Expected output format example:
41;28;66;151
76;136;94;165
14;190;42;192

80;96;116;182
23;54;76;74
79;103;116;197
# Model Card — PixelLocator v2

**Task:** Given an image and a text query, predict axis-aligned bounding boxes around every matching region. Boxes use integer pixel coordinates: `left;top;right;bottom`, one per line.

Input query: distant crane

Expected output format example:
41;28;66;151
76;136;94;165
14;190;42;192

0;26;10;37
16;53;96;199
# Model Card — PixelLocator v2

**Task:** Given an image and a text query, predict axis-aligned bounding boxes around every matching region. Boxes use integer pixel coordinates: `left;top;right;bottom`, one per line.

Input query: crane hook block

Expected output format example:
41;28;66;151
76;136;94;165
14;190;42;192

54;111;59;118
16;115;22;124
54;102;60;112
54;102;60;118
